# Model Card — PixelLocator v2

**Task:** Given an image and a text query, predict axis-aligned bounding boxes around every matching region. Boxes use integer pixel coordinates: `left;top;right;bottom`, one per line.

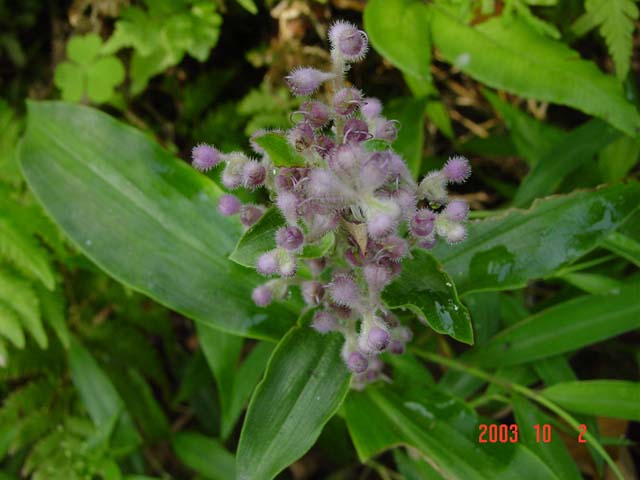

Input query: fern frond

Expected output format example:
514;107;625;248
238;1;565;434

0;271;47;349
585;0;639;79
0;300;26;348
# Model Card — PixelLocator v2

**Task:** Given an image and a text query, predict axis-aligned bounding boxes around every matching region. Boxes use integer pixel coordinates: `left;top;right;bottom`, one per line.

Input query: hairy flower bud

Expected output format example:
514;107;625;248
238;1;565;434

221;153;249;189
361;97;382;119
252;284;272;306
410;209;436;237
374;118;398;142
344;118;369;144
312;310;338;333
243;160;266;189
287;122;315;152
215;196;239;219
364;326;390;352
329;21;368;62
347;351;368;373
276;226;304;251
367;213;395;239
329;144;361;176
446;223;467;244
388;340;405;355
256;251;279;276
191;144;221;171
302;280;325;305
286;67;334;96
277;249;297;277
443;156;471;183
276;191;299;224
418;171;447;204
443;200;469;222
418;236;437;250
300;101;330;128
363;263;392;292
315;135;336;158
328;273;360;307
240;204;264;227
333;87;362;116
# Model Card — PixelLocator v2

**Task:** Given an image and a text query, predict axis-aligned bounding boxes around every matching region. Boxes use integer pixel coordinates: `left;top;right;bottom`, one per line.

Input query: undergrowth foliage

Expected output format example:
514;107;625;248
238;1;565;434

191;22;472;385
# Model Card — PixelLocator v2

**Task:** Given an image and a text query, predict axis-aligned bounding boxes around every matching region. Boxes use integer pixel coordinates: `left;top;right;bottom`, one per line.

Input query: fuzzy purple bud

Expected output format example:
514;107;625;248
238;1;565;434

329;144;361;176
221;153;248;189
277;249;297;277
410;209;436;237
329;21;368;62
328;273;360;307
347;351;368;373
217;194;241;216
443;156;471;183
361;97;382;119
287;122;315;152
276;191;299;224
300;101;330;128
240;205;264;227
333;87;362;116
256;251;279;276
243;160;266;189
363;263;392;292
312;311;338;334
367;213;395;239
443;200;469;222
286;67;334;96
252;285;272;306
446;223;467;244
418;171;447;204
344;118;369;144
302;280;325;306
374;118;398;142
276;226;304;250
366;326;390;352
388;340;405;355
383;236;409;262
191;144;221;171
315;135;335;158
418;236;437;250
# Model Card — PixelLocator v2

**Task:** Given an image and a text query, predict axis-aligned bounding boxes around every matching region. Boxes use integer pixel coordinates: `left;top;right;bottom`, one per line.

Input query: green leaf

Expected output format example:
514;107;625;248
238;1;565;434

364;0;432;81
86;57;126;104
577;0;639;79
229;207;282;268
68;337;141;454
53;63;85;102
512;396;582;480
430;9;640;136
253;132;306;167
466;284;640;367
20;101;295;340
542;381;640;421
172;432;235;480
385;97;428;177
512;119;619;207
37;287;69;349
558;272;623;295
0;301;25;348
597;135;640;183
0;271;46;348
237;327;350;480
67;33;101;66
234;0;258;14
383;250;473;344
602;231;640;267
433;184;640;293
344;385;559;479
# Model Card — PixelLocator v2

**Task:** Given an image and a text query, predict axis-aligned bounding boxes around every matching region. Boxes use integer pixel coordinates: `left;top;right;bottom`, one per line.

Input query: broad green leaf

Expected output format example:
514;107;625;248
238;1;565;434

344;385;559;479
237;326;350;480
602;231;640;267
253;132;306;167
20;101;296;339
68;337;141;454
597;135;640;183
364;0;432;81
512;396;582;480
393;449;445;480
542;381;640;421
467;284;640;367
172;432;235;480
512;119;619;207
483;89;566;166
558;272;623;295
386;97;428;177
383;250;473;344
430;9;640;136
433;184;640;293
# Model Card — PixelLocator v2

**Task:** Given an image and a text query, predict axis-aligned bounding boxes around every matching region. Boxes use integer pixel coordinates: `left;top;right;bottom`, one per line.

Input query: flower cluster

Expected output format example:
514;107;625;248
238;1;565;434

191;21;471;388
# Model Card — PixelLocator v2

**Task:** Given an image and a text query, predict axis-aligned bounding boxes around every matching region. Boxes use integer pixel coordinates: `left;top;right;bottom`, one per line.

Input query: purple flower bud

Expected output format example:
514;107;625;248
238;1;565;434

410;209;436;237
240;204;264;227
276;226;304;250
331;303;353;319
347;351;368;373
361;97;382;119
366;326;390;352
312;311;337;334
328;273;360;307
388;339;405;355
302;280;325;305
191;144;221;171
392;187;418;215
307;169;354;204
333;87;362;116
252;285;272;307
383;236;409;262
368;213;395;239
286;67;334;96
276;191;299;224
443;156;471;183
307;258;326;277
418;171;447;204
374;118;398;142
443;200;469;222
300;101;330;128
243;160;266;189
418;236;437;250
217;194;241;216
277;249;297;277
329;144;361;176
363;263;392;292
315;135;335;158
387;152;412;183
221;153;248;189
446;223;467;244
256;251;279;276
393;326;413;343
361;151;392;189
343;118;369;144
382;311;399;327
329;21;368;62
287;122;315;152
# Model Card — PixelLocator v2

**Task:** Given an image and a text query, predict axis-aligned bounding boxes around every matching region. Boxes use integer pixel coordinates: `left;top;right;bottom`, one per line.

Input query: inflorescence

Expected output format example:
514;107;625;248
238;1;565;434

191;21;471;388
